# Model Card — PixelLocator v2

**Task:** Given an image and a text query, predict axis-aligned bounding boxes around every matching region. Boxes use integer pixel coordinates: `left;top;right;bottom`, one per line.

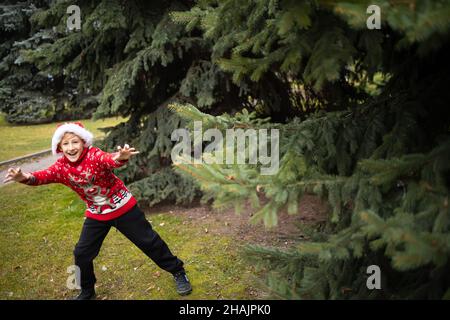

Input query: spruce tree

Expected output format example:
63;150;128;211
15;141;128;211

0;0;96;123
169;0;450;299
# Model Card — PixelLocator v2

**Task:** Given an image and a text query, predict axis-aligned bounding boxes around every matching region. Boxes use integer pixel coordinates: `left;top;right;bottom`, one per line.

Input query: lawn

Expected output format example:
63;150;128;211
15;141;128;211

0;115;126;162
0;182;263;300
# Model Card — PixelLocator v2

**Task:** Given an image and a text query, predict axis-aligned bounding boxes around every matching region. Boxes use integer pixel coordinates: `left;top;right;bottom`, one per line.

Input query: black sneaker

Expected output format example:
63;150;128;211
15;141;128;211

73;287;96;300
173;271;192;296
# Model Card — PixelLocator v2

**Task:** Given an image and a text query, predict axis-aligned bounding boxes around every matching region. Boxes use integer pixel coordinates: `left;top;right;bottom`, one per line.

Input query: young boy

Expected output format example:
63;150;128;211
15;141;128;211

3;122;192;299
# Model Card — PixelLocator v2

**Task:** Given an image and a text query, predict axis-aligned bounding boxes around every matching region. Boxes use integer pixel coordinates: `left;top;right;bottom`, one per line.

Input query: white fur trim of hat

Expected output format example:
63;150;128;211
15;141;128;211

51;122;94;155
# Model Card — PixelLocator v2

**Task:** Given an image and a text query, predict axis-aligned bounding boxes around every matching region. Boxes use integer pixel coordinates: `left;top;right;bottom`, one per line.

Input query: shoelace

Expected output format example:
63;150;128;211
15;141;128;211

175;273;189;282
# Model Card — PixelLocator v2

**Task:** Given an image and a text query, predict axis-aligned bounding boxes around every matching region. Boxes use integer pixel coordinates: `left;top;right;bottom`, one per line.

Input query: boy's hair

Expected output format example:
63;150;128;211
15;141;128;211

52;122;94;155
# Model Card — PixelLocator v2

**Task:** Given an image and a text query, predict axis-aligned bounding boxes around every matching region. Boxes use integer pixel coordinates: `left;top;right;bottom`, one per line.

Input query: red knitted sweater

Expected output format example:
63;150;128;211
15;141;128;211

22;146;137;221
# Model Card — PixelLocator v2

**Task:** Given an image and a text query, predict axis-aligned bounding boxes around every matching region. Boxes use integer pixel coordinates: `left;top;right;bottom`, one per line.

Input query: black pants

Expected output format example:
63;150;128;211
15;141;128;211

73;205;184;289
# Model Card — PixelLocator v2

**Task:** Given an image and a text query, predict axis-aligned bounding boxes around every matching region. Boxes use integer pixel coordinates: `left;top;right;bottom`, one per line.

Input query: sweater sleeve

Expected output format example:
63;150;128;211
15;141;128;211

94;148;128;170
21;162;61;186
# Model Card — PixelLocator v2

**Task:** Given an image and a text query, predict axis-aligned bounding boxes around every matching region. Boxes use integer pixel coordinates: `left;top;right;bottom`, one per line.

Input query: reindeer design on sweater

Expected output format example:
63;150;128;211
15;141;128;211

68;170;116;214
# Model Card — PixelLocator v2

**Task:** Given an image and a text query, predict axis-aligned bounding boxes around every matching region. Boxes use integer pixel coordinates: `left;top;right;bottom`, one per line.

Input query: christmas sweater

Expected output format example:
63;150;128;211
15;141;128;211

22;146;136;221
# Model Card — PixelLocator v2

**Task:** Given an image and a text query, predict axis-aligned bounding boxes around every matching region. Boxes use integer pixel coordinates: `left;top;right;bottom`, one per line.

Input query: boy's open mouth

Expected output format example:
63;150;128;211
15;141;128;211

65;151;81;159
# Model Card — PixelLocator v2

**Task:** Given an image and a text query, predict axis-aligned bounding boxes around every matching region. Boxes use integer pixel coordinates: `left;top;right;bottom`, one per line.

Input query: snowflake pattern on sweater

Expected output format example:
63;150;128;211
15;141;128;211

23;146;137;221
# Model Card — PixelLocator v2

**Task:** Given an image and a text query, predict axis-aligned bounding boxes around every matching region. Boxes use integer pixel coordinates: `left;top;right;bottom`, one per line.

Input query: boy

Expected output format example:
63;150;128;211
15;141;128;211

3;122;192;299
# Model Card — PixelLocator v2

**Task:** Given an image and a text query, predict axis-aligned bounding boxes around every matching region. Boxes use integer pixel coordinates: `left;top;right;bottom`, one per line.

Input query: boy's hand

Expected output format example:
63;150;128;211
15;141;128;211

113;144;140;162
3;167;30;184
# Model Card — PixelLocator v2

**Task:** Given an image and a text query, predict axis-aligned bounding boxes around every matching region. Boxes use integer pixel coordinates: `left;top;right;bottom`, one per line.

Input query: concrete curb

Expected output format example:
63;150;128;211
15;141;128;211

0;149;52;167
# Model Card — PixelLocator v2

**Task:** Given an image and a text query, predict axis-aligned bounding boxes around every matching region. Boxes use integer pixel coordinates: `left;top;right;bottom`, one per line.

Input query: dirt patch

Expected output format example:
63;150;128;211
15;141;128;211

144;194;329;249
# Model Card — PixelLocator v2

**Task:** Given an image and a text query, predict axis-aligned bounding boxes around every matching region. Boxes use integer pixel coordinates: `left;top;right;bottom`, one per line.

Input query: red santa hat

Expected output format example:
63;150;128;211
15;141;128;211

52;122;94;155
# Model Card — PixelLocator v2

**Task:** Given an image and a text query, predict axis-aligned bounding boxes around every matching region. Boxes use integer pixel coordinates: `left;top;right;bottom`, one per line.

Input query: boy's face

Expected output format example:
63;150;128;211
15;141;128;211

60;133;84;162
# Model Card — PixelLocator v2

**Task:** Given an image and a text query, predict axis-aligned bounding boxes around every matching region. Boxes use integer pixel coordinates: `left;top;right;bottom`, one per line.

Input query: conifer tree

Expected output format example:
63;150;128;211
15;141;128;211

169;0;450;299
0;0;96;123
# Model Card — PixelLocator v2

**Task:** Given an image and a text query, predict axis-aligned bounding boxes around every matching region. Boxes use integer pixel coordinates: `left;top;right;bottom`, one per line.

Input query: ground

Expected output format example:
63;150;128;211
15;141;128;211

146;195;329;249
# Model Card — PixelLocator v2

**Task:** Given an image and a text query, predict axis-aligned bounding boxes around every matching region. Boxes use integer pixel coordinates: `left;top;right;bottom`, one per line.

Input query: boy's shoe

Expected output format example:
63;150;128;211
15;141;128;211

173;271;192;296
73;287;96;300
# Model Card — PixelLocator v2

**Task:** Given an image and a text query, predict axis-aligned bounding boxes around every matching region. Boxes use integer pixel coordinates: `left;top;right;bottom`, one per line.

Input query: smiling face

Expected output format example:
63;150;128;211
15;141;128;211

59;133;84;162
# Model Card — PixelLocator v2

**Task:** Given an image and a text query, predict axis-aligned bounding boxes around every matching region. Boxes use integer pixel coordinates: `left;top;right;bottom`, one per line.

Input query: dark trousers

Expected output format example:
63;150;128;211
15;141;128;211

74;205;184;289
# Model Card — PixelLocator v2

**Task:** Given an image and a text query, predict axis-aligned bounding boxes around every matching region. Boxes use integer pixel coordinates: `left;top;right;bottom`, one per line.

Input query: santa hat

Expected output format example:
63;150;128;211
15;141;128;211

52;122;94;155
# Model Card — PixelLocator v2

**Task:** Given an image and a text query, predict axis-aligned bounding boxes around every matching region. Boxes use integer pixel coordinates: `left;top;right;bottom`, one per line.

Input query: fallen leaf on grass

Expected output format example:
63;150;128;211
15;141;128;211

145;285;155;292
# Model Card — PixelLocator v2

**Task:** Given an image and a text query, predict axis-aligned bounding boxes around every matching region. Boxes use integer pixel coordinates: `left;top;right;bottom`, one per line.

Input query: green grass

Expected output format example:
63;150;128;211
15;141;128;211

0;116;126;162
0;183;263;300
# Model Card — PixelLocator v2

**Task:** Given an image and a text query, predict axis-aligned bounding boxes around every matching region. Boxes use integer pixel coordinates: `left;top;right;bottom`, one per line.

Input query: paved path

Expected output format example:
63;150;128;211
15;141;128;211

1;153;60;187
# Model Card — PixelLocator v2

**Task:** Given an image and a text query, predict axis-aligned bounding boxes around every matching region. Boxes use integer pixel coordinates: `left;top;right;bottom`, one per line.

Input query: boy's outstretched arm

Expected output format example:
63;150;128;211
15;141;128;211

3;167;31;184
3;163;59;185
112;144;140;162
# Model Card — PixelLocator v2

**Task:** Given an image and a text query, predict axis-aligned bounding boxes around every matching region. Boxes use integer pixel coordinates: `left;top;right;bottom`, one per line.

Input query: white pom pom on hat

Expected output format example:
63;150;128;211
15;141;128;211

52;122;94;155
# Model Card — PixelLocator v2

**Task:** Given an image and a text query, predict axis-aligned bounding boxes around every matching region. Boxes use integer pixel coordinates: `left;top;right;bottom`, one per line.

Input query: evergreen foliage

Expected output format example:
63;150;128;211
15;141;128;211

0;1;96;123
169;0;450;299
